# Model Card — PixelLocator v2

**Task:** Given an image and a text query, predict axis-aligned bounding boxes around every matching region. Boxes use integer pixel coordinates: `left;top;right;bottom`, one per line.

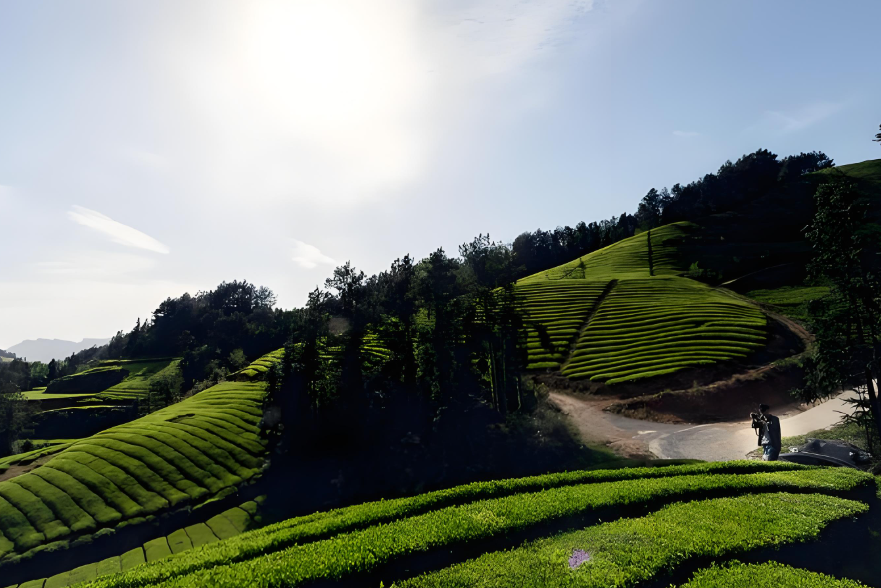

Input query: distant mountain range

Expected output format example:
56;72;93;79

6;337;111;363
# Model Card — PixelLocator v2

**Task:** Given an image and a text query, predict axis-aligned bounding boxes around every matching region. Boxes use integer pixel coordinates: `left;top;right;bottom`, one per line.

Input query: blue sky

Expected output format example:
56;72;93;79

1;0;879;349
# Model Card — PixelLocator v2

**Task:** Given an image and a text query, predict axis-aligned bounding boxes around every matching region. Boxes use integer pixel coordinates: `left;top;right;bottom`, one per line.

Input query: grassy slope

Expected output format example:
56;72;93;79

746;285;830;321
39;359;181;400
97;359;182;401
518;222;697;283
60;463;875;588
564;277;765;384
515;222;767;383
0;377;266;563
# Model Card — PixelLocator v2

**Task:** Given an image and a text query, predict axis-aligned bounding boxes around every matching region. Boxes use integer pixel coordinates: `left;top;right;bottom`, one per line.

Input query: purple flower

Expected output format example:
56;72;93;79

568;549;591;569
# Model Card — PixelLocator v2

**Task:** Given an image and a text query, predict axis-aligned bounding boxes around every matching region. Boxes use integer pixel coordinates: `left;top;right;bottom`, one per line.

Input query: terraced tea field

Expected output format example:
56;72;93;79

0;378;267;564
514;221;768;384
23;461;874;588
519;221;696;283
97;359;182;401
41;359;181;400
516;280;612;370
563;277;766;384
6;499;263;588
230;350;285;381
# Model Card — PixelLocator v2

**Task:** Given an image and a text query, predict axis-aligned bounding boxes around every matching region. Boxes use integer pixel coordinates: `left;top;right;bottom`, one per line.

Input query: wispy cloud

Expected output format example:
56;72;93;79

672;130;700;138
68;205;170;254
753;101;846;135
292;240;336;269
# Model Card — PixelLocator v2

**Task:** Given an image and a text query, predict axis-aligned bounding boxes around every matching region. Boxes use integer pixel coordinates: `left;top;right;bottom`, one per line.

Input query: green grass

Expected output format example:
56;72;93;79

71;464;872;588
676;561;868;588
399;492;867;587
23;389;97;401
747;286;830;320
0;375;267;562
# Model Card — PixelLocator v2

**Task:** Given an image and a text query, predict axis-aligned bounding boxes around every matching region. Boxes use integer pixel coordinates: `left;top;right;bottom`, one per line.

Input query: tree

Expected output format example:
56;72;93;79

0;382;35;456
47;358;59;382
801;178;881;446
146;369;184;413
29;362;49;388
636;188;663;230
228;348;248;371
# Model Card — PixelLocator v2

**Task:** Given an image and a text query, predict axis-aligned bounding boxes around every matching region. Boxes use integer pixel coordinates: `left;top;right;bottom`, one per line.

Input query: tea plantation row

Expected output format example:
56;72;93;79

0;379;267;562
514;221;769;383
50;463;874;588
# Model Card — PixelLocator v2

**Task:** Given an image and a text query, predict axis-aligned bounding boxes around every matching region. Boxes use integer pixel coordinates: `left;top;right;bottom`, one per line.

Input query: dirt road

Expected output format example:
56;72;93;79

549;389;859;461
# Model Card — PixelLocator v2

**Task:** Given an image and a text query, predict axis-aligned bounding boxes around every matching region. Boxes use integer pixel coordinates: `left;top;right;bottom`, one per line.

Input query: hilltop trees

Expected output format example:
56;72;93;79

660;150;832;224
801;177;881;449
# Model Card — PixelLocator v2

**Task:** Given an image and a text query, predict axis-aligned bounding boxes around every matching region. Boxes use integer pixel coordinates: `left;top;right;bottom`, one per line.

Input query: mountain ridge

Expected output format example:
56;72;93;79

6;337;111;363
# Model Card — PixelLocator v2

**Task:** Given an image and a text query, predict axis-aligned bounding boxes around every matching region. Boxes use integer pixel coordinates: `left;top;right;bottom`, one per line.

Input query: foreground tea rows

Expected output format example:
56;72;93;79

0;380;267;563
31;463;871;588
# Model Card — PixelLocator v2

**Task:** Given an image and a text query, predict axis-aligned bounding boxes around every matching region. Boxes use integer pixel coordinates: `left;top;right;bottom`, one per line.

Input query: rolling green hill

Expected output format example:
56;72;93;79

25;461;875;588
41;359;181;400
515;222;767;383
0;375;267;564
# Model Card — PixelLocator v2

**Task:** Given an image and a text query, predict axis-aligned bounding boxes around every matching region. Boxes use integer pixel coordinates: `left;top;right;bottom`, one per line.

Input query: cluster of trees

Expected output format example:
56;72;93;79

510;214;639;278
100;280;294;385
509;150;833;280
635;150;834;230
799;175;881;454
268;236;538;453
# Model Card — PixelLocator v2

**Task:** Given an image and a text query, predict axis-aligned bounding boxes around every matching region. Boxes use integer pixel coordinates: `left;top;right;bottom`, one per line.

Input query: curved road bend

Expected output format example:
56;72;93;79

549;389;860;461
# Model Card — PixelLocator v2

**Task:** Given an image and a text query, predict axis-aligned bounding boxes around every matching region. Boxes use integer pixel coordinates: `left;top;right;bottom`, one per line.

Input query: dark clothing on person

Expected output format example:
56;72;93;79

758;414;781;461
760;414;781;449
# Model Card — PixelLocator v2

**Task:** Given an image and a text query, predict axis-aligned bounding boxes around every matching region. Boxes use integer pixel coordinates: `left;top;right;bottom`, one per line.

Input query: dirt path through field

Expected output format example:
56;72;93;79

549;389;859;461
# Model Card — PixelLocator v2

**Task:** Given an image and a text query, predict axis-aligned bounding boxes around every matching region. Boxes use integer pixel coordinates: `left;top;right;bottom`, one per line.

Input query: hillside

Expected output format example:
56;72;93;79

516;223;769;387
0;371;267;570
7;462;873;588
516;159;881;391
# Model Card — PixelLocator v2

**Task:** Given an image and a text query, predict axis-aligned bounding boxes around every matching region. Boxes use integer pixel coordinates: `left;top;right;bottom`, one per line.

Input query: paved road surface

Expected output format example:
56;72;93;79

550;390;859;461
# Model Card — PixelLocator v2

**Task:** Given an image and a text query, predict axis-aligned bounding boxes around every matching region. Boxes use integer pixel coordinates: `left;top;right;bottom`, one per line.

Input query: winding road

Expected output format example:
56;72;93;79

549;389;859;461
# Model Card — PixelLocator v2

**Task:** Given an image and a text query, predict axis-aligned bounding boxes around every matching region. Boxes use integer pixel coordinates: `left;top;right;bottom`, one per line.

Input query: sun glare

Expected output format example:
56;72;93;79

245;1;424;142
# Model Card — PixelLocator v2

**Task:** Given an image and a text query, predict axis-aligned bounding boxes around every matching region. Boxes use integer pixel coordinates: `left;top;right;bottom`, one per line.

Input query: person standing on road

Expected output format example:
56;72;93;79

751;403;782;461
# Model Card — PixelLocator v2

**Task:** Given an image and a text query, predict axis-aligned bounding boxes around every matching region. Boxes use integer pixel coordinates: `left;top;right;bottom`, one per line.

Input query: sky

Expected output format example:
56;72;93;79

1;0;880;349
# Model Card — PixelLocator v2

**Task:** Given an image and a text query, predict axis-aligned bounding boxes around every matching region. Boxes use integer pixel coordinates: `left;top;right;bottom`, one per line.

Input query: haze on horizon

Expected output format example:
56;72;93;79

1;0;879;350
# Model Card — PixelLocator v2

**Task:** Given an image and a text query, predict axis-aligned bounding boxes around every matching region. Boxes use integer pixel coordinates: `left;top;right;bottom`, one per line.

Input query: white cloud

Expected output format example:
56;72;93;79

672;130;700;137
753;101;846;135
292;240;337;269
68;205;170;254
